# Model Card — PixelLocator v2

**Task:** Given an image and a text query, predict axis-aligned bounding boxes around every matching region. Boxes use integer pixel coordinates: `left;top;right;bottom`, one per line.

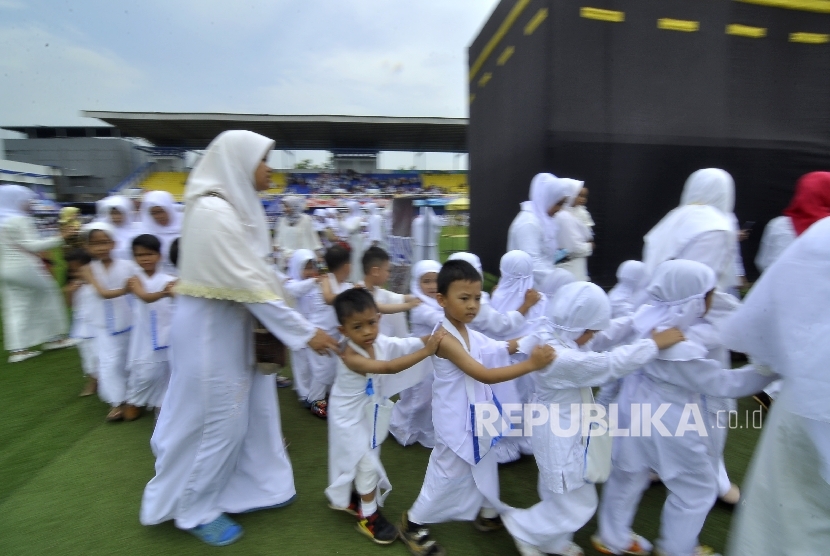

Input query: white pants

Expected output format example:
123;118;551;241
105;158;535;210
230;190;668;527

127;360;170;408
96;331;130;407
140;296;295;530
408;442;500;524
503;481;597;554
598;465;717;556
389;373;435;448
764;379;783;400
709;411;732;496
306;346;336;402
290;348;310;400
77;338;99;378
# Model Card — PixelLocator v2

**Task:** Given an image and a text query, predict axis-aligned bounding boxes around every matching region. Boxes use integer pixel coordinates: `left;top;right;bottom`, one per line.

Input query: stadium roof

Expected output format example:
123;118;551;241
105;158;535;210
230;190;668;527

79;111;469;152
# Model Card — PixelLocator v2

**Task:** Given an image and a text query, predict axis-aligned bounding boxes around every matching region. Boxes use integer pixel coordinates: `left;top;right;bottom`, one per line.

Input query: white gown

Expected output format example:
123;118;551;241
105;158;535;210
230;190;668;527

140;295;315;530
0;215;67;351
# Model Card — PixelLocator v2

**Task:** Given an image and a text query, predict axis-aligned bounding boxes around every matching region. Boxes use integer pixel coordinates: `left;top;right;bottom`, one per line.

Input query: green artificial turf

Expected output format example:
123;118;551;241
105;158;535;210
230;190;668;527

0;324;765;556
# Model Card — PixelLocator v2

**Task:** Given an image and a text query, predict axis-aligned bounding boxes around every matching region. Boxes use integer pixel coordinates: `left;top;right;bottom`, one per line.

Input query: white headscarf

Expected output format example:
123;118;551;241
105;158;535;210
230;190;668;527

721;216;830;423
346;200;361;217
0;184;36;226
643;169;736;277
447;251;483;277
608;260;650;309
538;268;576;299
288;248;316;281
490;250;534;313
177;130;286;303
81;220;116;241
632;259;716;336
540;282;611;346
410;259;442;311
525;173;572;247
563;179;585;208
141;191;182;236
99;195;140;259
283;195;305;226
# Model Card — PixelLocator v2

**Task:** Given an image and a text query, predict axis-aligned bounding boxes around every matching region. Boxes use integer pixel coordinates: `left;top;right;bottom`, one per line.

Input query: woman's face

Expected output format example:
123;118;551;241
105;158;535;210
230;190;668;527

109;208;125;226
254;158;271;191
150;206;170;227
575;187;589;207
547;199;566;217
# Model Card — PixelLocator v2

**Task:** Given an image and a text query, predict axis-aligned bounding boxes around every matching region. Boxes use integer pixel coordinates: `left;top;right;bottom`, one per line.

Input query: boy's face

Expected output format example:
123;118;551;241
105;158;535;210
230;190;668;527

369;260;390;286
86;230;114;261
338;307;381;349
302;260;319;280
419;272;438;298
133;245;161;274
437;279;482;323
333;262;351;282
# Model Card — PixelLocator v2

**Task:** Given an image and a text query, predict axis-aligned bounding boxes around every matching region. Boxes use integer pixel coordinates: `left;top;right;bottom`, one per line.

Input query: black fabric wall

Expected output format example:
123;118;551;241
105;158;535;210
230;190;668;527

469;0;830;285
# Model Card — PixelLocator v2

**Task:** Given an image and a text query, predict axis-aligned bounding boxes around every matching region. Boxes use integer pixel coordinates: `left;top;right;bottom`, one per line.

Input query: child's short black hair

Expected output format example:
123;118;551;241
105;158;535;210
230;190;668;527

334;288;378;324
169;238;179;267
362;246;390;274
437;259;482;295
65;248;91;266
325;245;351;273
132;233;161;254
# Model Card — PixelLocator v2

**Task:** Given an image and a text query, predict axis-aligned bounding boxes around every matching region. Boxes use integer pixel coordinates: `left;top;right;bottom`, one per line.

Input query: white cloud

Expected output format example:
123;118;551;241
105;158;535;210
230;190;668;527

0;0;26;10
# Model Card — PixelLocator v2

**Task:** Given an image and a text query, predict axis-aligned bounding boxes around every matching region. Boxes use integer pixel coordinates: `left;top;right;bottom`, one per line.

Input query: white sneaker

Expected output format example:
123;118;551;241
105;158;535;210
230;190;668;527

9;350;42;363
43;338;78;350
555;541;585;556
513;538;545;556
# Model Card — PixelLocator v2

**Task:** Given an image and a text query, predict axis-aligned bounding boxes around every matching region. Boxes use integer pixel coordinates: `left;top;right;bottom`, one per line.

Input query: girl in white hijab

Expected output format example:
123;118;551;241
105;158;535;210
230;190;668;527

0;185;72;362
722;216;830;556
594;260;774;556
140;191;182;276
389;259;443;448
283;249;320;403
99;195;140;261
273;195;322;268
140;131;337;547
608;261;651;319
341;200;365;283
366;202;385;247
504;282;684;556
555;179;594;281
507;173;574;288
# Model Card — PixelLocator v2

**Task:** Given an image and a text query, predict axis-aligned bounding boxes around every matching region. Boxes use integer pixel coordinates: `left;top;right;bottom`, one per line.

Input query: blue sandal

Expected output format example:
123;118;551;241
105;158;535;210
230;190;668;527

187;514;243;546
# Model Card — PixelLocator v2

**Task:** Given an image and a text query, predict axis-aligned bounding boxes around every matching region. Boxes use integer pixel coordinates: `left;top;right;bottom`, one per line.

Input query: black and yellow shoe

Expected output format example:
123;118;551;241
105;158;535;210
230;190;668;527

356;510;398;545
473;512;503;532
398;512;446;556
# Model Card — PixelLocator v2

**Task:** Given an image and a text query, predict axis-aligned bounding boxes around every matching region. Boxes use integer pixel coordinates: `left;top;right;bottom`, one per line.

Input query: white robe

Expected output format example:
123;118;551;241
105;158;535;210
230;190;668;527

507;206;558;288
326;335;426;509
754;215;796;273
0;215;67;351
342;216;365;284
70;283;99;379
126;270;175;408
274;214;322;261
411;213;441;264
555;209;593;281
140;294;314;530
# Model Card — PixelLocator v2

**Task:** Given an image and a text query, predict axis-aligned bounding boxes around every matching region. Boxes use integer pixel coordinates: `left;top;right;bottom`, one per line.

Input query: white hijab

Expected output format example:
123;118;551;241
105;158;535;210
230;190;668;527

177;130;286;303
608;260;650;309
538;268;576;299
643;169;736;276
721;216;830;423
490;250;535;313
410;259;442;311
524;173;572;247
100;195;140;258
539;282;611;346
447;251;490;303
288;248;316;281
0;185;36;226
632;259;716;336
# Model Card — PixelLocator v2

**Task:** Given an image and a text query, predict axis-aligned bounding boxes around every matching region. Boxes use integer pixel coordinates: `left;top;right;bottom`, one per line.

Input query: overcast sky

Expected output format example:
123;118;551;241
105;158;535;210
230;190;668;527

0;0;499;169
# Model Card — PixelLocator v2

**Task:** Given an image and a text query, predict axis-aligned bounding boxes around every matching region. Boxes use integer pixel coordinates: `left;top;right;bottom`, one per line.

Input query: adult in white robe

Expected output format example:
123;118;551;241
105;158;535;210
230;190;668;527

507;173;574;288
366;202;385;248
723;217;830;556
139;131;338;544
0;185;70;360
642;168;742;502
140;191;182;276
556;180;594;281
411;207;441;264
99;195;141;261
273;196;322;266
342;200;365;283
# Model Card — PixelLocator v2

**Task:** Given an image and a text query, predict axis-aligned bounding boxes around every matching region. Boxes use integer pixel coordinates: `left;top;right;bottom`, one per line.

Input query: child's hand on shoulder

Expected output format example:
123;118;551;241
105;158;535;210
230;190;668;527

522;288;542;309
406;297;422;310
652;327;685;350
425;329;447;354
164;281;177;297
529;344;556;369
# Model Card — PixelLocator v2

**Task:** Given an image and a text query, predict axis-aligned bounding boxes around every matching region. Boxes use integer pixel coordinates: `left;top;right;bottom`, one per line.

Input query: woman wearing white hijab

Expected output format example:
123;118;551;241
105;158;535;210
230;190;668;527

555;179;594;281
411;206;442;264
0;185;73;362
273;195;322;267
139;131;338;546
505;282;683;556
389;259;443;448
140;190;182;276
722;217;830;556
341;200;365;283
608;261;651;319
507;173;573;288
366;202;385;247
594;260;773;556
99;195;140;261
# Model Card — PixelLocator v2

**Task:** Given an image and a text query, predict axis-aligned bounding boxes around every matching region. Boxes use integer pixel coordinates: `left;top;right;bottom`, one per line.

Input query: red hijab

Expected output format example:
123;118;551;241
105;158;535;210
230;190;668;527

783;172;830;236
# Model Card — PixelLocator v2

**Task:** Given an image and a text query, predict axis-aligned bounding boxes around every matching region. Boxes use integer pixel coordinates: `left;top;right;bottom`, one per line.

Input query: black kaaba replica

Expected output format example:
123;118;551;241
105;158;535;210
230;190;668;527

468;0;830;284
